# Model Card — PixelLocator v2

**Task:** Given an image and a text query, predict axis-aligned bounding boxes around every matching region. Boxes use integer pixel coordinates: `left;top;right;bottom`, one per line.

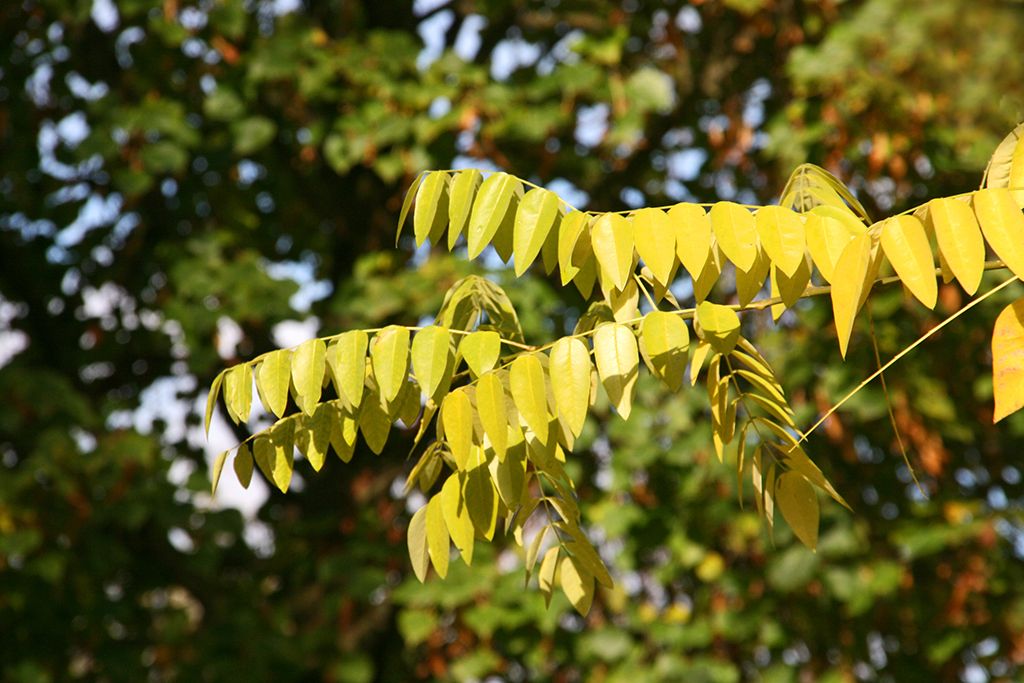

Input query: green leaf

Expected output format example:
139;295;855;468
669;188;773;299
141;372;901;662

510;354;550;443
407;505;430;583
880;216;937;309
591;213;635;291
710;201;758;271
593;322;639;420
211;450;229;494
633;207;676;288
776;472;819;550
426;494;450;579
974;188;1024;280
695;301;741;354
467;172;519;259
755;205;806;277
233;442;254;488
475;371;509;459
411;326;452;401
549;337;592;437
291;338;326;416
992;297;1024;422
256;350;292;419
448;169;483;250
639;311;689;391
371;326;410;403
459;330;501;377
441;473;475;565
513;187;561;276
441;389;475;470
413;171;450;246
205;370;225;435
327;330;368;410
224;363;252;424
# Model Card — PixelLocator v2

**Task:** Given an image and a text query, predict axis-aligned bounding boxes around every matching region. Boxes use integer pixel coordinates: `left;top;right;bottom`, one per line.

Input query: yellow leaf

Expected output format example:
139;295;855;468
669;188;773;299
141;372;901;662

689;340;712;386
233;442;253;488
541;209;561;274
548;337;592;437
591;213;635;292
396;170;426;244
489;441;526;507
467;172;519;259
211;450;228;494
253;423;294;493
670;202;712;279
992;298;1024;422
291;338;326;416
755;205;806;277
560;555;595;616
407;505;430;583
358;386;391;454
830;233;872;358
205;370;225;435
224;363;252;424
295;404;331;471
879;215;937;309
441;389;474;470
769;257;811;321
805;205;865;283
572;256;598;299
326;330;368;411
510;354;550;443
639;311;689;391
465;446;498;540
710;201;758;271
593;322;639;420
441;473;475;565
633;207;676;288
695;301;740;354
371;326;410;403
974;188;1024;279
476;372;508;458
513;187;561;276
538;546;559;604
459;330;501;377
693;243;723;302
413;170;449;246
411;326;452;401
448;169;482;250
606;278;639;323
927;197;985;295
775;471;819;550
426;494;450;578
735;249;769;306
558;211;591;285
330;405;358;463
256;350;291;419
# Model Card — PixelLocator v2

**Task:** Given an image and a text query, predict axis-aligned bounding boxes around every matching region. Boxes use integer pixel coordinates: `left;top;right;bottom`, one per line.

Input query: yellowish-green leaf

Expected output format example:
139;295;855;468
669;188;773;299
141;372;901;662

538;546;559;604
476;372;508;458
549;337;592;437
880;215;937;309
465;446;498;540
371;326;410;403
330;405;358;463
805;205;865;283
696;301;740;354
710;201;758;271
467;172;519;259
426;494;450;579
830;233;873;358
253;424;294;493
233;442;254;488
327;330;368;411
441;473;475;565
541;210;561;274
448;169;483;250
490;190;519;263
776;471;819;550
560;555;595;616
459;330;501;377
513;187;561;276
593;322;639;420
407;505;430;583
639;311;689;391
572;256;598;299
256;350;292;419
974;188;1024;279
224;362;252;424
205;370;225;435
489;440;526;507
928;197;985;295
558;211;591;285
992;298;1024;422
296;404;331;471
510;354;550;443
441;389;474;469
413;170;450;246
606;278;639;323
358;387;391;455
755;205;806;277
633;207;676;287
411;326;452;401
291;338;326;416
693;243;723;302
670;203;712;279
396;170;426;245
211;450;229;494
591;212;635;292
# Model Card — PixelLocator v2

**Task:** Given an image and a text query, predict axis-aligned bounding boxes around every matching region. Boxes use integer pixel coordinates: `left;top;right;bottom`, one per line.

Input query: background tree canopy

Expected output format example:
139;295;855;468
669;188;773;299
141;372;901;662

2;1;1024;681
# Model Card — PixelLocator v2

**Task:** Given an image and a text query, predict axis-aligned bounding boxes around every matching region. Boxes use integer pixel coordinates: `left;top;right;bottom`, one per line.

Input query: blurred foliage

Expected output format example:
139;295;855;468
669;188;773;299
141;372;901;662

1;1;1023;682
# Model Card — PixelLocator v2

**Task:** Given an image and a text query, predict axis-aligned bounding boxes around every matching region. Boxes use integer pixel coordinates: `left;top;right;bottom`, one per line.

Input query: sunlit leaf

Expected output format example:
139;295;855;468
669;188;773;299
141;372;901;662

256;350;292;419
476;371;508;458
633;207;676;287
459;330;501;377
591;212;635;291
413;170;450;246
371;326;410;403
448;169;483;249
291;338;326;416
670;203;712;279
805;205;865;283
441;389;474;470
831;233;873;358
233;442;253;488
548;337;592;437
411;326;452;401
426;494;450;579
513;187;561;276
880;215;937;309
593;322;639;420
441;473;475;565
992;297;1024;422
974;188;1024;279
510;354;550;443
710;201;758;271
638;311;689;391
468;172;519;259
407;505;430;583
776;471;819;550
755;205;806;277
224;362;252;424
696;301;740;354
927;197;985;295
327;330;368;411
